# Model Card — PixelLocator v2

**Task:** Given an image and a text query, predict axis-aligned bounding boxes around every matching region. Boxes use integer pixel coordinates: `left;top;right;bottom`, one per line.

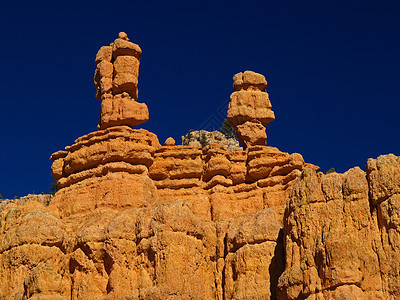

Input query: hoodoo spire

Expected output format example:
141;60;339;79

227;71;275;149
94;32;149;130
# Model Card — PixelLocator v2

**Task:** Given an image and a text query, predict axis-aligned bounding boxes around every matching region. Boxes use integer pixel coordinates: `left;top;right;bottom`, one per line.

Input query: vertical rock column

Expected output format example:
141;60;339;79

94;32;149;130
227;71;275;149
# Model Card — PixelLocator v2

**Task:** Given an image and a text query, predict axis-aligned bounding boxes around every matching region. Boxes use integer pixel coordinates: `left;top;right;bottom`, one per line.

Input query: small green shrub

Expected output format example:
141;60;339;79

200;132;209;147
50;177;59;195
219;119;236;139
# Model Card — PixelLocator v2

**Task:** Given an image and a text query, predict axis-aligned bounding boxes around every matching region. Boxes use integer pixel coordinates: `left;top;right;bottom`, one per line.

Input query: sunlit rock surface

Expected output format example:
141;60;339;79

1;33;399;299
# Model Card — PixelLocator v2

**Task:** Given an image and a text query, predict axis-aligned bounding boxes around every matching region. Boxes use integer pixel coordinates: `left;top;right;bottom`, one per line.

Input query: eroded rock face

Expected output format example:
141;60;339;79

36;132;315;299
277;154;400;300
5;153;399;299
49;126;161;218
40;110;314;299
0;199;216;298
0;196;287;299
278;167;384;299
367;154;400;299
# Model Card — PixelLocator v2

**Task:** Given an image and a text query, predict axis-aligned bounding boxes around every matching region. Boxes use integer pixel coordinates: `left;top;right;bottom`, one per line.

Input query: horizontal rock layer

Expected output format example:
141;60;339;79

227;70;275;149
49;125;317;221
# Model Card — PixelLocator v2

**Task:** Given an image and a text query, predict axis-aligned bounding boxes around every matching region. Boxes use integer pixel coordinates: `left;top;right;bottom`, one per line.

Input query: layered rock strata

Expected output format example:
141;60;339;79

149;143;316;222
227;71;275;149
1;33;400;300
94;32;149;130
3;154;399;299
50;126;161;218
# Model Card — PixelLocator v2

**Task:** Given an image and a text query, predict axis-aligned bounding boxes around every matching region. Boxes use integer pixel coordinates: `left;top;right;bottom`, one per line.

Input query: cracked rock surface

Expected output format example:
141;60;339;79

278;154;400;299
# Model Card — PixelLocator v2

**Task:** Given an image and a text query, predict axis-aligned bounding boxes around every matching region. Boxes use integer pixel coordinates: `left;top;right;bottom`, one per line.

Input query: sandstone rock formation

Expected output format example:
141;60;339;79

94;32;149;130
182;129;241;152
227;71;275;149
1;33;399;300
50;126;161;218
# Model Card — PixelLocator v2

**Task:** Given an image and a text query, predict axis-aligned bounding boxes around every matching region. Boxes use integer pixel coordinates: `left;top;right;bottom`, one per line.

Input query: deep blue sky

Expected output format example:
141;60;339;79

1;1;399;198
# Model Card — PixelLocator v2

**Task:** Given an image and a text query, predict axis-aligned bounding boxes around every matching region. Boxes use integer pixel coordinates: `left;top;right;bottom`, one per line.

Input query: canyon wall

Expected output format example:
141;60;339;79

0;33;399;299
278;155;400;299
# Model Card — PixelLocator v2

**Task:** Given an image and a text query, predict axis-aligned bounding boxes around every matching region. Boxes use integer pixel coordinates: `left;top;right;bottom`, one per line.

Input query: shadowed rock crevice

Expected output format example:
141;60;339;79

270;229;285;299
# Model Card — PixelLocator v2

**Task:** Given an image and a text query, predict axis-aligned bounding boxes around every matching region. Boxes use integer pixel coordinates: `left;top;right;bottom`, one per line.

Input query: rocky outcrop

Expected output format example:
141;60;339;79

277;154;400;299
5;154;399;300
1;32;400;300
278;167;383;299
182;130;241;152
148;143;316;222
49;126;161;218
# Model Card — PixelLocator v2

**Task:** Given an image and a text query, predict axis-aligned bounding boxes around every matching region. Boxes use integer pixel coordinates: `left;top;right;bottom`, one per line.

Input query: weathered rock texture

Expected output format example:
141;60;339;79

182;130;241;152
0;194;52;212
49;126;161;218
94;32;149;130
277;154;400;299
1;33;399;300
227;71;275;149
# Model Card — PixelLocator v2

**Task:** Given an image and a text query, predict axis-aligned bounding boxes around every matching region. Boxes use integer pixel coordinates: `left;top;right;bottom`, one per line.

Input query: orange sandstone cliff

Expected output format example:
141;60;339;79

0;32;399;299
